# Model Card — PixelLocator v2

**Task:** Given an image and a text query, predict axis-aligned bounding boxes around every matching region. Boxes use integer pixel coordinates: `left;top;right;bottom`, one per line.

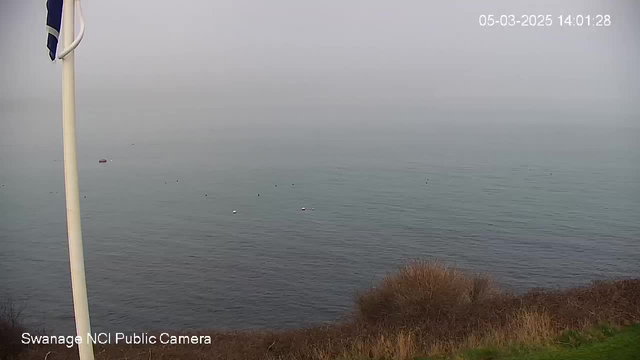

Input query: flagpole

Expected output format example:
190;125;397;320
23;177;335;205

60;0;94;358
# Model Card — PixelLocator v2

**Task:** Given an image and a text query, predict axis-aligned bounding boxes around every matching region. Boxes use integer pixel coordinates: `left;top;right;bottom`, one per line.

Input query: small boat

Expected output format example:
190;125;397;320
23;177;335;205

232;210;237;214
301;207;306;211
98;159;107;163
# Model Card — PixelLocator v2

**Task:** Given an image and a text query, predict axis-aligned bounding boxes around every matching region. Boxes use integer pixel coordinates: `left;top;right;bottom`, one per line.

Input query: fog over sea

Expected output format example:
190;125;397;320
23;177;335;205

1;95;638;333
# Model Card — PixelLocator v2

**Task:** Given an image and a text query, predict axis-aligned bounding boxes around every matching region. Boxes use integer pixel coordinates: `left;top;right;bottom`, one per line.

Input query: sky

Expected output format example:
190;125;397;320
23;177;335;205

1;0;639;113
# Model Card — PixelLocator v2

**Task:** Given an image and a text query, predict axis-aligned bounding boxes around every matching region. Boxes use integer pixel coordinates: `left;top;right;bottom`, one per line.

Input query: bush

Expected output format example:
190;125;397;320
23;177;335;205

0;299;27;360
355;261;496;323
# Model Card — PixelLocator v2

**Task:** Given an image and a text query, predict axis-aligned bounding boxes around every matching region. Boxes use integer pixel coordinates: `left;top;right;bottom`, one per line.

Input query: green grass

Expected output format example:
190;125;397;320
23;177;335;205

420;324;640;360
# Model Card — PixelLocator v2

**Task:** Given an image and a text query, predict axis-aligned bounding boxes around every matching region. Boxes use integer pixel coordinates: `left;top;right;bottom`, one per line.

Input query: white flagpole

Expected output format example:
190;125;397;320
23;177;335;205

60;0;94;359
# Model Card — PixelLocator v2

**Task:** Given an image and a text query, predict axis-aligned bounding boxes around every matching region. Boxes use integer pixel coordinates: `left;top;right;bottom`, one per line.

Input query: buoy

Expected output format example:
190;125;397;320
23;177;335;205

292;183;294;186
257;194;260;196
312;208;315;211
84;196;86;198
275;185;277;187
176;180;178;182
233;210;237;214
205;194;208;196
301;207;306;211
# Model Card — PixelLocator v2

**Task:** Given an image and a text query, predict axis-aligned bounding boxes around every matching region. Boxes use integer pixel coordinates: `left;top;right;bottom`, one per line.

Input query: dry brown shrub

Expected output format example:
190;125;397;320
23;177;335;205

0;299;27;360
356;260;497;323
340;330;417;360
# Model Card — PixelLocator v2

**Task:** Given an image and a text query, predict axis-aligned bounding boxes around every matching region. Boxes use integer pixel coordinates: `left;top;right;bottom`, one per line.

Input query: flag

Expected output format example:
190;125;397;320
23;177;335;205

46;0;63;61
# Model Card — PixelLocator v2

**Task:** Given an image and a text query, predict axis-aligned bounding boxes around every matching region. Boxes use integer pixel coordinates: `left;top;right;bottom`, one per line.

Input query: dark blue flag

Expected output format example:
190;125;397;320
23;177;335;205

46;0;63;61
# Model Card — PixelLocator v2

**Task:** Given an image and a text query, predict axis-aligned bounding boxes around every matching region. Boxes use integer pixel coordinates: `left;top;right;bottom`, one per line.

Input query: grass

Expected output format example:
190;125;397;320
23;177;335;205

532;325;640;360
421;324;640;360
7;260;640;359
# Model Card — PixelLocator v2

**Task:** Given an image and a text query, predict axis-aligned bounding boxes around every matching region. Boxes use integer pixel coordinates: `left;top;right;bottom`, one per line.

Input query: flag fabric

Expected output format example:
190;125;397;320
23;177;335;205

46;0;63;61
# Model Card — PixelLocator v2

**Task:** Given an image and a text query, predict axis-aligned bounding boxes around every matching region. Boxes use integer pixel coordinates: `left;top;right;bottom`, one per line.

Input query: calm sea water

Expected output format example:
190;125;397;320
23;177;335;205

1;97;639;333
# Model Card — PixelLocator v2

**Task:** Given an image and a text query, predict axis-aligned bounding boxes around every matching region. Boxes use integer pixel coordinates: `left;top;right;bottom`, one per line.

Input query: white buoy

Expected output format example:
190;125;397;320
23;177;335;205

232;210;237;214
301;207;306;211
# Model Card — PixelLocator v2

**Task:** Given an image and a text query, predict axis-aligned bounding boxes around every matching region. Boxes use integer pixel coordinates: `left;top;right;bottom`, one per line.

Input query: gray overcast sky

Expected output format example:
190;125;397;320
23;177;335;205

1;0;639;112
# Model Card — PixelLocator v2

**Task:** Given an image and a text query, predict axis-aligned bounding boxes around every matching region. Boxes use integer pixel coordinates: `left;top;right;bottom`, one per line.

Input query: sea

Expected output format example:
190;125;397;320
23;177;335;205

1;95;639;334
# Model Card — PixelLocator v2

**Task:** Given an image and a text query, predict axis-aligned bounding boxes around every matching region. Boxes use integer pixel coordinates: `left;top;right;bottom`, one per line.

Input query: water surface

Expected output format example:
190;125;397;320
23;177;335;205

1;97;639;333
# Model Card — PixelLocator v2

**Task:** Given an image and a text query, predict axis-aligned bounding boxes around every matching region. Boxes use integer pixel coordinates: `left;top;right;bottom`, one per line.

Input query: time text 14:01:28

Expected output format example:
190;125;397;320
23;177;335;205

479;15;611;27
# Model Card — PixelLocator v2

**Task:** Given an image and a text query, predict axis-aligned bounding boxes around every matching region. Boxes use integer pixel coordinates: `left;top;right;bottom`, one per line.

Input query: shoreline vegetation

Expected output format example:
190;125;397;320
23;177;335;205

3;261;639;360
